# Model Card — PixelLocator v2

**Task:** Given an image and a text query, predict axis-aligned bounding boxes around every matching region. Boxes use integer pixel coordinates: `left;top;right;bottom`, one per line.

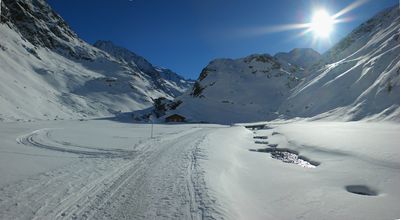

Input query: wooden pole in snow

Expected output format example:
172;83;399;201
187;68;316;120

151;118;154;139
149;115;154;139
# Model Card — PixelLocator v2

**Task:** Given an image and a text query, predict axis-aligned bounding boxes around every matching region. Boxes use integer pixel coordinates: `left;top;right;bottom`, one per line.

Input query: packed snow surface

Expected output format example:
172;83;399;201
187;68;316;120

0;119;399;219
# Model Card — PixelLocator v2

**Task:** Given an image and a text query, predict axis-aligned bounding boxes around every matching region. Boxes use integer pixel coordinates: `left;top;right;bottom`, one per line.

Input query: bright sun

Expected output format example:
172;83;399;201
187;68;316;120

310;10;334;38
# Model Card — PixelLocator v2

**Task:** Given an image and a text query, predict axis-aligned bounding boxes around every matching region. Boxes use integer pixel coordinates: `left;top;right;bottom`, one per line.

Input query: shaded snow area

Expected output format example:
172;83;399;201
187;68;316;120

1;120;399;219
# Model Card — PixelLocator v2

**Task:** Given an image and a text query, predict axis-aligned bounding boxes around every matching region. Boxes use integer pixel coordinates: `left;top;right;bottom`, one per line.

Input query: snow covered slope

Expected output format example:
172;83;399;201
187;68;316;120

0;0;190;122
161;5;399;123
275;48;321;69
165;54;304;123
280;6;400;121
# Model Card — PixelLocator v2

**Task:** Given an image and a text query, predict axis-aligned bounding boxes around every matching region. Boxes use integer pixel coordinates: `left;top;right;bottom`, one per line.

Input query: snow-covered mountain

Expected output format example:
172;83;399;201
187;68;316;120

159;54;304;123
275;48;321;69
161;5;399;123
280;5;400;121
155;67;195;95
94;40;194;97
0;0;191;122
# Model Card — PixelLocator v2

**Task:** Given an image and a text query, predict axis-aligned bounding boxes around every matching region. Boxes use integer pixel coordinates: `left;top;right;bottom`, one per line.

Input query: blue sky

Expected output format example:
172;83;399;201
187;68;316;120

47;0;398;79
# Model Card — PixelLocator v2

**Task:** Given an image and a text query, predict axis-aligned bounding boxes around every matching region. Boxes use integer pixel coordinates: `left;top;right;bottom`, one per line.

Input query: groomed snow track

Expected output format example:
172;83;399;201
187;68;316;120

0;127;222;220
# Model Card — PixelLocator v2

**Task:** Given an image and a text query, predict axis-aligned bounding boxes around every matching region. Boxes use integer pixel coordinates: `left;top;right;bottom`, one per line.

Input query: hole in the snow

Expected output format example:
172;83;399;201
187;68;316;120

253;136;268;139
245;124;267;130
268;144;278;148
345;185;378;196
272;132;281;136
249;148;319;168
255;141;269;144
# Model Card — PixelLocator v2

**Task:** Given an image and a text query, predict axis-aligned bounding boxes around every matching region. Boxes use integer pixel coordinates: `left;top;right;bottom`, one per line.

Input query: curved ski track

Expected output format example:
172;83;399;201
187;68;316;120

0;127;222;220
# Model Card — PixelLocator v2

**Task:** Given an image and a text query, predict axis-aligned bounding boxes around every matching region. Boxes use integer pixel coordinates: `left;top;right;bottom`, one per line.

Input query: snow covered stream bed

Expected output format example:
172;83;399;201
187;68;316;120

0;119;399;219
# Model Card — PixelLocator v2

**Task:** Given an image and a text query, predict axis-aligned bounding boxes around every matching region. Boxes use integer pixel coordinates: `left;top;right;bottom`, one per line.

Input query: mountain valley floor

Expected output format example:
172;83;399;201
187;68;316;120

0;119;399;219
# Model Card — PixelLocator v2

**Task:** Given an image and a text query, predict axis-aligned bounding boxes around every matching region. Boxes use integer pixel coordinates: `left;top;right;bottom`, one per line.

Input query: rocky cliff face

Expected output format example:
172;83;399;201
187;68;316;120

3;0;96;60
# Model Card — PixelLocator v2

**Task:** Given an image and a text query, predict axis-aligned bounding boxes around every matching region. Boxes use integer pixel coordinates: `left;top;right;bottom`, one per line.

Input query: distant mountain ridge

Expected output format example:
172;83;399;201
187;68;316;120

93;40;194;97
275;48;321;68
0;0;192;122
93;40;159;78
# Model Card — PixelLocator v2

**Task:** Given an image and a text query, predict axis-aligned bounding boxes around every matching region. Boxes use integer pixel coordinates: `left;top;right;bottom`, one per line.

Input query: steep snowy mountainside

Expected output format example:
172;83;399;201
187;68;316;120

0;0;185;122
163;54;304;124
280;6;400;121
94;40;193;97
275;48;321;69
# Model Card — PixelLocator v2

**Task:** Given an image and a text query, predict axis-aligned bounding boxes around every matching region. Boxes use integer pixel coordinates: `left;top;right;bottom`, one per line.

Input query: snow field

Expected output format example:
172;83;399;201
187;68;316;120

0;119;399;219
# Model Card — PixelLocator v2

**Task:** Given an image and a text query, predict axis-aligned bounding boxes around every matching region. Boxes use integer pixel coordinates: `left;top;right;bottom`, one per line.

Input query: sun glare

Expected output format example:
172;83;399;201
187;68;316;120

310;10;334;38
237;0;368;47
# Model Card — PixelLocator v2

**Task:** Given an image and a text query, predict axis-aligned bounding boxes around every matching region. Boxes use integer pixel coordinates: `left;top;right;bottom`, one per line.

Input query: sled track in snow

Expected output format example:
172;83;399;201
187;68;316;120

1;127;220;219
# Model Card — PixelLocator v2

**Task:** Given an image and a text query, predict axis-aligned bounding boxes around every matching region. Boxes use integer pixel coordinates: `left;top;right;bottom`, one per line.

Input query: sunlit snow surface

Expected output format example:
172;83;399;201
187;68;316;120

0;119;399;219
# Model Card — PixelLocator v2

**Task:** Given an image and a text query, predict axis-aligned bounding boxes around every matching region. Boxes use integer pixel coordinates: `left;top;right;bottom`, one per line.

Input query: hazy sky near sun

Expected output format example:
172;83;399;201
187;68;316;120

47;0;398;79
